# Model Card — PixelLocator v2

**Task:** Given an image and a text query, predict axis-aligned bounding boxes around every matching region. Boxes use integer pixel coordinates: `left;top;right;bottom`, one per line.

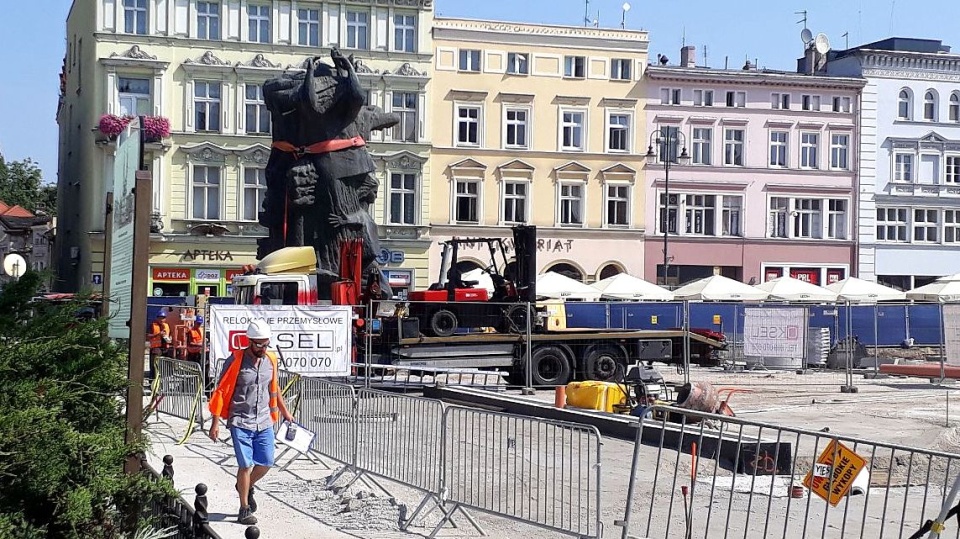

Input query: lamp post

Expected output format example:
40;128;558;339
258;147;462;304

621;3;631;29
646;129;689;286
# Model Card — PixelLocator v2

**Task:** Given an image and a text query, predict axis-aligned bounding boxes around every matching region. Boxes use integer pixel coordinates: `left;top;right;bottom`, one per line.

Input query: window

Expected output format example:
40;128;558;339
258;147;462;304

722;196;742;236
507;53;528;75
564;56;586;78
503;181;527;224
247;4;271;43
123;0;147;34
660;88;681;105
827;199;847;239
456;106;480;146
724;129;744;166
393;14;416;52
945;210;960;242
243;84;269;135
830;133;849;170
605;184;629;227
504;108;528;148
194;81;221;132
800;132;819;169
459;49;481;72
657;125;680;162
242;168;266;221
611;59;631;80
197;2;220;40
659;193;679;234
948;156;960;183
832;96;851;113
558;183;584;226
561;110;585;151
913;209;939;242
298;8;320;47
772;93;790;109
769;131;788;167
454;180;479;223
898;89;912;120
192;166;221;220
345;10;368;49
769;197;789;238
693;89;714;107
793;198;822;238
951;94;960;122
801;94;821;111
391;92;417;142
725;91;745;108
691;128;712;165
389;172;417;225
895;154;914;182
876;208;908;242
684;195;716;235
118;77;150;116
607;113;630;152
924;90;938;121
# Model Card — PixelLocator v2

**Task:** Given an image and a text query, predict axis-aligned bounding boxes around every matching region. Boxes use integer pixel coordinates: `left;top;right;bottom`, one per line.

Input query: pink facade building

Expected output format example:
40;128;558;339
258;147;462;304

644;48;865;286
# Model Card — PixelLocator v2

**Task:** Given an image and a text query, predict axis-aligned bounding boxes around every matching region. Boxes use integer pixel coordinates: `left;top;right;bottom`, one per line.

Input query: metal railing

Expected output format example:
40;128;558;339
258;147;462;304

141;457;220;539
616;404;960;539
146;358;205;444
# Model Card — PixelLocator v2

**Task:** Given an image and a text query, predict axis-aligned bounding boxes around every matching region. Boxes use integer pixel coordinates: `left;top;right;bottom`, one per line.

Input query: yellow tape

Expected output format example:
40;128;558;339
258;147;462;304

177;381;203;446
931;521;946;533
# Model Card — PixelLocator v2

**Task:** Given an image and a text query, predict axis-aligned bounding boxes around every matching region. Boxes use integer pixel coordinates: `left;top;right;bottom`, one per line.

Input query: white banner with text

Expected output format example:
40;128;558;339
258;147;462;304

209;304;352;376
743;306;806;358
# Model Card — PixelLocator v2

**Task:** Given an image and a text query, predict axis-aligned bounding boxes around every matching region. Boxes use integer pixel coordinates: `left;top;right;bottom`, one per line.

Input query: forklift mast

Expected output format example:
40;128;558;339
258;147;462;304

512;225;537;302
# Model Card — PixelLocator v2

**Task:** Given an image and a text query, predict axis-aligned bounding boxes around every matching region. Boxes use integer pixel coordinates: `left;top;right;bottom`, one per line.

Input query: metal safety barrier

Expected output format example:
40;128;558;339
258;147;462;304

147;357;205;444
438;407;603;538
616;404;960;539
346;362;507;390
297;377;358;467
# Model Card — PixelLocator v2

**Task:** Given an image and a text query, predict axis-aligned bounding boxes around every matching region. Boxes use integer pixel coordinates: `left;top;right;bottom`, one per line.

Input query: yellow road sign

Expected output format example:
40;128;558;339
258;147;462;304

803;439;866;506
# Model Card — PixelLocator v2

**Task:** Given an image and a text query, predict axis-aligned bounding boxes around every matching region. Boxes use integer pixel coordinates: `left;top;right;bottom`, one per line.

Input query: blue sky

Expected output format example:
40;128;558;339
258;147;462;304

2;0;959;184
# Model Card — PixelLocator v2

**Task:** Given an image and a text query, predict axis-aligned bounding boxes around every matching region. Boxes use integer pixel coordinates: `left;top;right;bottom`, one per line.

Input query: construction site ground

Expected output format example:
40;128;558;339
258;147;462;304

145;364;960;539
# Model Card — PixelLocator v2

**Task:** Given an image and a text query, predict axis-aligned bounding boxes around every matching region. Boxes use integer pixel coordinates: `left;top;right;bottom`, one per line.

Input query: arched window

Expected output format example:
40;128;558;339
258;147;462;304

598;264;623;280
898;89;912;120
924;90;937;121
546;263;584;282
950;93;960;122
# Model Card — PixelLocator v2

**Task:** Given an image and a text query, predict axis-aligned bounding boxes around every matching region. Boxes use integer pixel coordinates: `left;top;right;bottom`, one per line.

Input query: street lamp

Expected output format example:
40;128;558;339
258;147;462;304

646;129;690;286
621;3;631;29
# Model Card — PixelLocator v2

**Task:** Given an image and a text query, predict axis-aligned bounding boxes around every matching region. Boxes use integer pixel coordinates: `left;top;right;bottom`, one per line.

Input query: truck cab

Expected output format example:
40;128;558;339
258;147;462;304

232;246;319;305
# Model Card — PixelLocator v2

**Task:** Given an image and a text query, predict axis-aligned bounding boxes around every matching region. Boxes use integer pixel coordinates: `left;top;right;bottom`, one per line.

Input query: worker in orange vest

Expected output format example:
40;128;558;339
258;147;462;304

147;312;171;380
186;316;207;385
208;319;294;525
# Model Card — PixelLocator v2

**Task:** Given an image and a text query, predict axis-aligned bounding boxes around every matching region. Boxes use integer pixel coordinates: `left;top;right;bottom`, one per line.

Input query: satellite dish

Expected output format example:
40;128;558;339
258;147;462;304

801;28;814;44
2;253;26;279
814;33;831;54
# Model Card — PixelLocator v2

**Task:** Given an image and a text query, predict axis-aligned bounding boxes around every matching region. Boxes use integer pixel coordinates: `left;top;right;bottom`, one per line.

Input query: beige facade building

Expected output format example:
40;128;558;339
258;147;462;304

429;18;649;284
56;0;434;296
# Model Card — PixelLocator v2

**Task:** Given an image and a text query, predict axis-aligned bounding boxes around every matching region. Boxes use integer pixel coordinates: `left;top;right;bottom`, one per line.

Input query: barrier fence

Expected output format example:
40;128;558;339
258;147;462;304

616;404;960;539
147;357;205;444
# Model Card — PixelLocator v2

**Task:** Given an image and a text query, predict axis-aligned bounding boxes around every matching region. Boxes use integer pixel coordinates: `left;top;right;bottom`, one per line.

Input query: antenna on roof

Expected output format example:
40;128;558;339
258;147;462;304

703;44;709;67
682;26;686;47
842;32;849;49
795;10;808;30
583;0;590;27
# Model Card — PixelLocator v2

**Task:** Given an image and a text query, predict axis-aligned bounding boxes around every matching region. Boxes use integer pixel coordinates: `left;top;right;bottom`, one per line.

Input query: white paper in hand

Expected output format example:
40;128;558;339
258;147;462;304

276;421;315;454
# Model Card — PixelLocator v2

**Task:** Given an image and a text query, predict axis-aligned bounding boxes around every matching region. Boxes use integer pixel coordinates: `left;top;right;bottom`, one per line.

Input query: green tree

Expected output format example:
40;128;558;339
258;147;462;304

0;272;168;538
0;157;56;215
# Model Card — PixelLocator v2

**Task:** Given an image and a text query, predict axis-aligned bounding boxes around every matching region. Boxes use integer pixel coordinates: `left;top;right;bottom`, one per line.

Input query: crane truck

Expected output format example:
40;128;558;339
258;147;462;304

231;226;726;385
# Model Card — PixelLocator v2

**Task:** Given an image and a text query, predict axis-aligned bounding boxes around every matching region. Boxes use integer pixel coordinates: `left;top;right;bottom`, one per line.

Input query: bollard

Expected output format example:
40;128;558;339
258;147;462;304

554;385;566;409
193;483;209;534
245;525;261;538
161;455;174;481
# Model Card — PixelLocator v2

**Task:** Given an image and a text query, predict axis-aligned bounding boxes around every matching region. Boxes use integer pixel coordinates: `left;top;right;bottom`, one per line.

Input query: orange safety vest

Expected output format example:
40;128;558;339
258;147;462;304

208;349;280;423
186;328;203;353
149;321;170;349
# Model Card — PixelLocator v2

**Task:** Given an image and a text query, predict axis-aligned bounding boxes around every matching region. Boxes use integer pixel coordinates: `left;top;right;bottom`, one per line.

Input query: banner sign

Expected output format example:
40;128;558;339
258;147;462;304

945;304;960;367
209;304;351;376
743;307;806;358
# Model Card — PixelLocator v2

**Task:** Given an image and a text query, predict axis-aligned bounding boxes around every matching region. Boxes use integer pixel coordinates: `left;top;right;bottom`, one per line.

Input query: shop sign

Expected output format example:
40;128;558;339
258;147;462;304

225;269;246;281
377;248;406;265
180;249;234;262
458;238;574;254
790;268;820;285
152;267;190;281
826;269;845;285
387;271;412;287
195;269;221;282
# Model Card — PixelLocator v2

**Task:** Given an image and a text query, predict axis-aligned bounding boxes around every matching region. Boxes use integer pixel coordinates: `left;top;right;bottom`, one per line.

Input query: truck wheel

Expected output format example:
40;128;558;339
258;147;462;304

428;309;458;337
524;346;572;386
584;345;626;381
499;304;530;334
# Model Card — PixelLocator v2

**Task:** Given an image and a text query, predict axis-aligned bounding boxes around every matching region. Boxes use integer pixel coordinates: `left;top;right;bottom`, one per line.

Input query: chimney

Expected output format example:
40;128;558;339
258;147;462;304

680;46;696;68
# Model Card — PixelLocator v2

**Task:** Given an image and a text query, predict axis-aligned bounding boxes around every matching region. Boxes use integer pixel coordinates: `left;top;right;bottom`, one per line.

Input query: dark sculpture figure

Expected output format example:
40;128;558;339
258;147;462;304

258;49;399;299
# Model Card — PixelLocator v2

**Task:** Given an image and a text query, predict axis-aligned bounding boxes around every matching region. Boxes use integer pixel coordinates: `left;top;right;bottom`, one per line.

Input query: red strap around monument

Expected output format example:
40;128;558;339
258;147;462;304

272;136;366;158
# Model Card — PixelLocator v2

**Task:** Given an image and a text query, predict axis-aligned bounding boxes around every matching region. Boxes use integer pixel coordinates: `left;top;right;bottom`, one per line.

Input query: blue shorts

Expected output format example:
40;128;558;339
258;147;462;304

230;426;275;468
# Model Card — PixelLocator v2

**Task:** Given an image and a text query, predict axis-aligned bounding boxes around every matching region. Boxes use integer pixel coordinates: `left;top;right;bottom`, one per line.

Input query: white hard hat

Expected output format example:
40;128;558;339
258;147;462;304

246;319;272;340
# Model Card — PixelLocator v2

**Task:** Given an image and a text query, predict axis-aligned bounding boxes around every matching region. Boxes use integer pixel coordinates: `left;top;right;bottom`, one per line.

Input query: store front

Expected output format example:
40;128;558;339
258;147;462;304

148;240;260;298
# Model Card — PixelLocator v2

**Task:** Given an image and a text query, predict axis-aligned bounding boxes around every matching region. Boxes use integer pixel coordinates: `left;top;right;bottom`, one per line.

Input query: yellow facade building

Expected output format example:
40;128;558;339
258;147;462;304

428;18;649;283
56;0;434;296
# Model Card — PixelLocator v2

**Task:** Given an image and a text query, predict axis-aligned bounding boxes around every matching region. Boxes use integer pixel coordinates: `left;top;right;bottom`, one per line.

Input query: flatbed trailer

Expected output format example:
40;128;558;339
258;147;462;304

365;322;725;385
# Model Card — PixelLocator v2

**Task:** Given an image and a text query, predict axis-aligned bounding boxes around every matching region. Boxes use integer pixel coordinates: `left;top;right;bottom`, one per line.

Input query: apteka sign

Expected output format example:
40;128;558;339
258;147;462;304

209;304;351;376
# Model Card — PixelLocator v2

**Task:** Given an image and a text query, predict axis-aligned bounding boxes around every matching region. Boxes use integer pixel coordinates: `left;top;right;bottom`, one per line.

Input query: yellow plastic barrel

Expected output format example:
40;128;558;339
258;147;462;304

565;381;628;413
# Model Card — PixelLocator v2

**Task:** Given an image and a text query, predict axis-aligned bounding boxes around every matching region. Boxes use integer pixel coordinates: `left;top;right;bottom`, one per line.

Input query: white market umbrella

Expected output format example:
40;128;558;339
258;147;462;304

672;275;769;301
591;273;673;301
461;267;495;295
935;273;960;282
907;280;960;302
536;271;601;301
754;276;838;302
825;277;906;303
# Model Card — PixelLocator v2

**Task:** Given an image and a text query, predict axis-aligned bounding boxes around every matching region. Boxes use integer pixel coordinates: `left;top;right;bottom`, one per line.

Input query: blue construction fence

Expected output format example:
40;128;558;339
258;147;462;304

562;301;945;347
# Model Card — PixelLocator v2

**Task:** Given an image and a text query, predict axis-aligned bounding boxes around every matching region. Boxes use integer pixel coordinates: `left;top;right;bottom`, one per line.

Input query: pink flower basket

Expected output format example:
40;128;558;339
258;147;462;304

142;116;171;140
97;114;170;140
98;114;132;138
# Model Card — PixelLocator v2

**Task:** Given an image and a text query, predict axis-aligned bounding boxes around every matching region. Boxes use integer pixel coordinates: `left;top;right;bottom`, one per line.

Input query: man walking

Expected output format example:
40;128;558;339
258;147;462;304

208;319;294;525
